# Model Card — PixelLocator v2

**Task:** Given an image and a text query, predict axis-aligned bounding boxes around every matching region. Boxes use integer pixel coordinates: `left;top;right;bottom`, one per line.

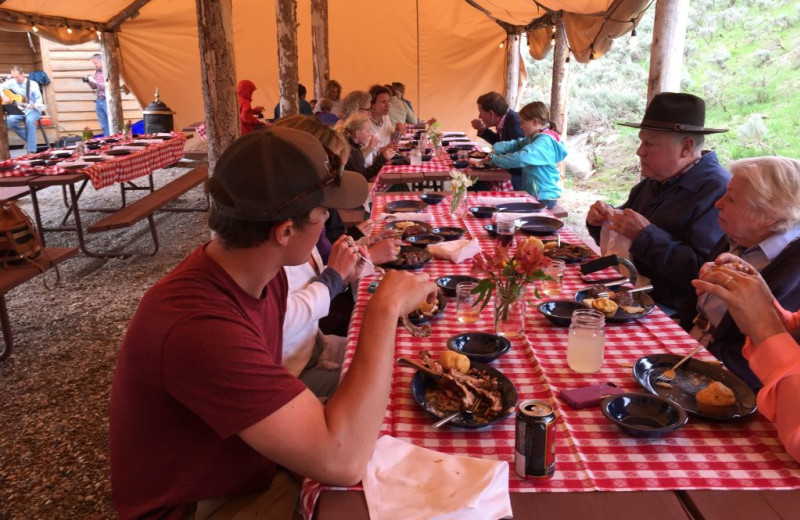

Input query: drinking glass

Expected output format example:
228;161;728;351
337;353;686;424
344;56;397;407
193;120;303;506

409;150;422;166
456;281;480;324
541;259;566;296
496;220;515;248
567;308;605;373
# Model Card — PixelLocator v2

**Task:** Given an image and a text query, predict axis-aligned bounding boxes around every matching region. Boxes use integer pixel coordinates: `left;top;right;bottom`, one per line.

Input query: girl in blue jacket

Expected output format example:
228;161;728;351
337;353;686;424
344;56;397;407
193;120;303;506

484;102;567;209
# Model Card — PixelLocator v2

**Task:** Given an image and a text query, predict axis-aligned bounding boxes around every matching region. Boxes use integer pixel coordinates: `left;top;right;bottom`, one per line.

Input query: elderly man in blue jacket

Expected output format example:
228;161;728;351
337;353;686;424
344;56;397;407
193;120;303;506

586;92;731;315
471;91;524;190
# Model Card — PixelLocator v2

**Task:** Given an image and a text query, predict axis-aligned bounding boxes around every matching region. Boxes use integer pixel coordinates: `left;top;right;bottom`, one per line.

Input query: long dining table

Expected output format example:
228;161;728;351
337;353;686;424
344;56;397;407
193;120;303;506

0;133;187;256
301;191;800;519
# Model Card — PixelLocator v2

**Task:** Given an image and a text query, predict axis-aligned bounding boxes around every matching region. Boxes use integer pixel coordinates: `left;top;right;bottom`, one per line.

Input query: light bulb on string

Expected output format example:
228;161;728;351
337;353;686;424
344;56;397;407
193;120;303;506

31;22;38;33
499;40;505;49
629;28;638;47
66;24;73;34
550;33;556;46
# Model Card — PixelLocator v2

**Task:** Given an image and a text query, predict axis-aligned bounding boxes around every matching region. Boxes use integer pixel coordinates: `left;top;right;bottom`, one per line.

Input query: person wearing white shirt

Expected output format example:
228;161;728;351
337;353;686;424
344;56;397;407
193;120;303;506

1;65;43;153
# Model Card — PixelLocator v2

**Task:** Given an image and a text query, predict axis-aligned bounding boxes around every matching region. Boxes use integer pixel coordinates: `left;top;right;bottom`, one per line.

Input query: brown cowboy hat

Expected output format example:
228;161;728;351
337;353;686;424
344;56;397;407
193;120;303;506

618;92;728;134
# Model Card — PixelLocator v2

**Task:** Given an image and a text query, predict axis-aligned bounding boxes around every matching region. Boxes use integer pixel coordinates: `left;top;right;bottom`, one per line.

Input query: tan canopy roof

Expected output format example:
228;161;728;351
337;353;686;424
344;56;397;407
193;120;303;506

0;0;648;130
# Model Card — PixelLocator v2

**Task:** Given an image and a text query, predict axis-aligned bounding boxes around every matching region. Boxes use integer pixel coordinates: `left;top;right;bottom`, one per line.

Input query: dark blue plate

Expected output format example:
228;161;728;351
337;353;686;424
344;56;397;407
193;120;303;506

537;300;591;326
447;332;511;363
385;199;427;213
496;202;544;213
431;226;466;241
633;354;757;420
406;290;448;325
419;193;444;205
435;275;480;297
469;206;496;219
515;216;564;236
601;392;688;437
574;287;655;323
405;233;444;246
411;362;517;428
453;160;469;169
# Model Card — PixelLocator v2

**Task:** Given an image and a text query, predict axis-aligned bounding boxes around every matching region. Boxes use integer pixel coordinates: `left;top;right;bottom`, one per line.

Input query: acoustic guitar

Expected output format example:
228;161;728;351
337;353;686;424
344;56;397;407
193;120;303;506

1;88;26;105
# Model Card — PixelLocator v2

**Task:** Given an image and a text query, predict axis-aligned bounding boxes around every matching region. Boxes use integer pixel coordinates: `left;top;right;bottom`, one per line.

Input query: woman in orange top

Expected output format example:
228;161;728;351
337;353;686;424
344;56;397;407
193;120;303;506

693;252;800;461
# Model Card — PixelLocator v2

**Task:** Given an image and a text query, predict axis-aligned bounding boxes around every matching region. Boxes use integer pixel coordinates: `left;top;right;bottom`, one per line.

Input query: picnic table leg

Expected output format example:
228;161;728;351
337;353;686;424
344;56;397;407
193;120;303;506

0;295;13;360
28;186;48;247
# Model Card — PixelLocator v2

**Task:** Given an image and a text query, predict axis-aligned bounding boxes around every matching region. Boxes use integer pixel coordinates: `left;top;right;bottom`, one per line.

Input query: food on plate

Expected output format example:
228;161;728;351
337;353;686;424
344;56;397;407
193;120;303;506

468;150;488;159
392;221;417;231
543;242;591;260
588;296;619;316
584;285;645;314
695;381;736;416
400;224;431;238
394;248;430;266
419;350;503;423
437;351;470;374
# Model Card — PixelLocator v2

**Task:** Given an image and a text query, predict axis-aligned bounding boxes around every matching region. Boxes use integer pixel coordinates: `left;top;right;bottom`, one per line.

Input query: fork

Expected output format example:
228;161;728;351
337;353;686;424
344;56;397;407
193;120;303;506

434;397;481;428
595;284;653;298
657;343;706;382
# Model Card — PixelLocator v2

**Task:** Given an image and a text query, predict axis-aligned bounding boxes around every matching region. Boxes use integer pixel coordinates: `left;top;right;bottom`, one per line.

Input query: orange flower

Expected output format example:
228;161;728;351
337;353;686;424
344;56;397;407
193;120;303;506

515;237;550;275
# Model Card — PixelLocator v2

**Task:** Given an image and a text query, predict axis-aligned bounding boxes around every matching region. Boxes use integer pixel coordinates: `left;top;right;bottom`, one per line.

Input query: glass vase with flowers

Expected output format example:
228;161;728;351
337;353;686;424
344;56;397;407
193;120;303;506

427;120;443;156
449;170;475;218
473;237;552;337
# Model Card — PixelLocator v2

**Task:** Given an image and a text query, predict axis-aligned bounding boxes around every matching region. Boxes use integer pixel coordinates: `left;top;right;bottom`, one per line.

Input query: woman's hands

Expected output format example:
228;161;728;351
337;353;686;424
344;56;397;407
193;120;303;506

327;236;362;285
368;237;403;265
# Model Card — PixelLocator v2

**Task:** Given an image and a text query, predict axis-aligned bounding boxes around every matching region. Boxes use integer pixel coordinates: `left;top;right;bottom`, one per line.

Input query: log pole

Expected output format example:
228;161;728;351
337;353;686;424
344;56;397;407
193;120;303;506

310;0;330;103
101;31;124;135
647;0;689;102
276;0;300;119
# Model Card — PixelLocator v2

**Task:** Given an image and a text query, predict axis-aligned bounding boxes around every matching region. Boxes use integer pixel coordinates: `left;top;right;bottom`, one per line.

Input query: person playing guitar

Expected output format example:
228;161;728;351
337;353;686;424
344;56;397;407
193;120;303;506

1;65;45;154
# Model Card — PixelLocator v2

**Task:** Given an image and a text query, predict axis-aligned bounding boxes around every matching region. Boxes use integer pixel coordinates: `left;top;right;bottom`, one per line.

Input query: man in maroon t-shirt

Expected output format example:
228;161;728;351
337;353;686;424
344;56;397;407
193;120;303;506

110;127;435;519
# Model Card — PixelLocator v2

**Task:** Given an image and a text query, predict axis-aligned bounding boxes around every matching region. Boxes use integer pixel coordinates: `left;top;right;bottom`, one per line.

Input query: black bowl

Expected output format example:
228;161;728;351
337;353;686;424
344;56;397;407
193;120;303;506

537;300;592;327
406;290;448;325
453;160;469;169
26;160;47;167
435;275;480;297
391;156;409;165
456;144;473;151
469;206;497;219
432;226;466;241
445;146;460;154
405;233;445;246
419;193;444;205
441;139;451;146
421;155;432;162
449;153;459;161
601;392;688;438
447;332;511;363
484;223;497;237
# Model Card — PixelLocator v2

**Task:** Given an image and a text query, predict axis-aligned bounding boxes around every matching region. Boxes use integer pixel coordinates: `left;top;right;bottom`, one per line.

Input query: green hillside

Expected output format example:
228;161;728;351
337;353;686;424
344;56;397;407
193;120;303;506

520;0;800;205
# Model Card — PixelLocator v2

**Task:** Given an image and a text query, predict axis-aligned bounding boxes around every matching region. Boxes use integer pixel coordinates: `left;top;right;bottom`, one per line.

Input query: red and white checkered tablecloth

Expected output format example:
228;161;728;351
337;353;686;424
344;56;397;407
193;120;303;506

0;133;186;189
300;191;800;518
196;124;207;140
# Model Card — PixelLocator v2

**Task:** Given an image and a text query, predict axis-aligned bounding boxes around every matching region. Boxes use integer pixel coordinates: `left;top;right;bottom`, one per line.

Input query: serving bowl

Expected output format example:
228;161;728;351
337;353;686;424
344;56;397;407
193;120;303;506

447;332;511;363
419;193;444;205
453;160;469;169
435;275;479;296
445;146;460;154
421;155;432;162
405;233;445;246
469;206;497;219
537;300;591;327
432;226;466;241
600;392;688;437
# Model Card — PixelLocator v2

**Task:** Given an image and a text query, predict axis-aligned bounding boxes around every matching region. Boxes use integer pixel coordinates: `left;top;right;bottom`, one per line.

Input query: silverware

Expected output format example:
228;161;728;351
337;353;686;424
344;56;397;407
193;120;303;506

397;356;440;377
358;252;385;274
596;284;653;298
434;398;480;428
657;343;706;382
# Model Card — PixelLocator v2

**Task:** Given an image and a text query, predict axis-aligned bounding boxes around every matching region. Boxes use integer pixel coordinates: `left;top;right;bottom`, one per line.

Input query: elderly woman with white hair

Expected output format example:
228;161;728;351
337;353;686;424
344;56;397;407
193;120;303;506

679;156;800;389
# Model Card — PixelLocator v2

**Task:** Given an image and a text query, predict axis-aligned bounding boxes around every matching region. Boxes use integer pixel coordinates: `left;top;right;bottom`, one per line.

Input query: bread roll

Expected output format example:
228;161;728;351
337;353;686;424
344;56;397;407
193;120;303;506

438;351;470;373
695;381;736;416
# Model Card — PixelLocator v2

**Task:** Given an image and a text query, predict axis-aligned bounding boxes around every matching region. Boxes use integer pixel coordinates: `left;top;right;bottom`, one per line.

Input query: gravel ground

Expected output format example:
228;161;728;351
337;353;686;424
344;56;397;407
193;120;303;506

0;168;597;519
0;164;210;520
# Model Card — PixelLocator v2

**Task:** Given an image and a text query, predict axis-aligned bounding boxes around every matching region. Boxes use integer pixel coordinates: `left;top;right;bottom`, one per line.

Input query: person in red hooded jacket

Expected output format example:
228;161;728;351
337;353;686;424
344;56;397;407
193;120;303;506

237;79;266;135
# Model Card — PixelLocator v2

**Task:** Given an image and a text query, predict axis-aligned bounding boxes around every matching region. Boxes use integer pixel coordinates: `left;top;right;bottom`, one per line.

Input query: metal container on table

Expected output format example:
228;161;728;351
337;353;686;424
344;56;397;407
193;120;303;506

514;399;557;479
142;87;175;134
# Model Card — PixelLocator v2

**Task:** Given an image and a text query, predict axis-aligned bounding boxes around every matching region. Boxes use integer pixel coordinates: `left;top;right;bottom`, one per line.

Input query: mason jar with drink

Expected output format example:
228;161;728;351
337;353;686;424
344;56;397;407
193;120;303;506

566;308;606;373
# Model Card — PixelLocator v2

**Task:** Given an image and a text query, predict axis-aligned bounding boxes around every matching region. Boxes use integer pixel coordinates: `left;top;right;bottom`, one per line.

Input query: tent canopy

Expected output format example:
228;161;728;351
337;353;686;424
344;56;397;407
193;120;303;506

0;0;649;131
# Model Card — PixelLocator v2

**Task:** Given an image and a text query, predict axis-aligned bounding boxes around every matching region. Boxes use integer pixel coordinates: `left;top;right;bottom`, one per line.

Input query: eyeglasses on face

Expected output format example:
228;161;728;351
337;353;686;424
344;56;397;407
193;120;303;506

275;145;343;214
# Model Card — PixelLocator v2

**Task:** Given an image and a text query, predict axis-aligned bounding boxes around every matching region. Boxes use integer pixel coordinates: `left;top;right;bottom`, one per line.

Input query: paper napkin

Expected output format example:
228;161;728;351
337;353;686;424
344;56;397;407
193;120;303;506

427;238;481;263
475;196;530;206
363;435;512;520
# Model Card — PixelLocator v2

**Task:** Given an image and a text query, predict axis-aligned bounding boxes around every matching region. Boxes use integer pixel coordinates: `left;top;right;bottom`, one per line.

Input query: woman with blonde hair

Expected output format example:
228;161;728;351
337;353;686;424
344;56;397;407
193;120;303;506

680;156;800;389
338;90;372;122
482;101;567;209
341;113;394;181
314;79;342;115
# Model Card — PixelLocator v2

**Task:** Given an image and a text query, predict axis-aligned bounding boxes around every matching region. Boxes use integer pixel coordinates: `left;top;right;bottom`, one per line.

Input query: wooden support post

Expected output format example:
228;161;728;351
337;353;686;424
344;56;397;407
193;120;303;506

276;0;300;119
550;18;570;136
101;31;124;136
0;112;9;160
648;0;689;103
311;0;330;103
504;32;521;108
195;0;238;171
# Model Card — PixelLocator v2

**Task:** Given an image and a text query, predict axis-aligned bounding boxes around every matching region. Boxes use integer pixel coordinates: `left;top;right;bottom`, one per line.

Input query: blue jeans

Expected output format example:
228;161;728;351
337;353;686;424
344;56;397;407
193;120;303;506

6;109;41;153
95;97;110;137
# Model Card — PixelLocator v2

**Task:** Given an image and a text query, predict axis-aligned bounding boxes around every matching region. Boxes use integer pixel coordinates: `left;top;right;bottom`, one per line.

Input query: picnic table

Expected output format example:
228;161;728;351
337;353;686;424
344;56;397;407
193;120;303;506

301;191;800;519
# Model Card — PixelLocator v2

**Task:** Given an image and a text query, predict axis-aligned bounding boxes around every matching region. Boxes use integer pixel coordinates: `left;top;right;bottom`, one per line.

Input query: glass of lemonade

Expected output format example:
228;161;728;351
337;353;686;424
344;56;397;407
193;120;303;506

567;308;606;373
541;259;565;296
456;281;480;324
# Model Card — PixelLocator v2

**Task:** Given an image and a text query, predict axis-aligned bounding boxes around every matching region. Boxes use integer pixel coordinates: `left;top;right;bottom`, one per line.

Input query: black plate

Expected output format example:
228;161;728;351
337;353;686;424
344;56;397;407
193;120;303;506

633;354;757;420
515;216;564;236
380;245;433;270
574;287;655;323
406;290;448;325
385;199;427;213
431;227;466;241
146;135;173;140
456;144;473;150
25;160;47;167
101;138;120;144
496;202;544;213
82;156;106;163
47;151;73;159
405;233;444;246
537;300;592;326
128;141;150;147
419;193;444;205
469;163;496;170
390;156;409;165
383;220;433;235
0;164;20;173
544;241;594;264
452;160;469;169
105;149;133;156
435;275;479;297
411;362;517;428
469;206;496;219
59;164;86;170
447;332;511;363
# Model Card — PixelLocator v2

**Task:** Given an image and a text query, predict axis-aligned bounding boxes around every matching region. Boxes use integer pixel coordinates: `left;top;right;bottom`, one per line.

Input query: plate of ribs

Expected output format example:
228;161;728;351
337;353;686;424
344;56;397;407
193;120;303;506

380;245;433;270
543;240;594;263
409;350;517;428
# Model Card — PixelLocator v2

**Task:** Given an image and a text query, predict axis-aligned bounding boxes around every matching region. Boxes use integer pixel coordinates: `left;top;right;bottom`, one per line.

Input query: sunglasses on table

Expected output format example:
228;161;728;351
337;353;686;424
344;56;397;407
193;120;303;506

275;145;344;214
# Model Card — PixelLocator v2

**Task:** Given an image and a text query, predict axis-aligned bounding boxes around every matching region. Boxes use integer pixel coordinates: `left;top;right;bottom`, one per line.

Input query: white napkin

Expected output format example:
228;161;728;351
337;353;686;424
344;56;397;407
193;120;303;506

428;238;481;263
476;196;530;206
133;139;164;144
363;436;512;520
378;212;433;222
110;145;145;151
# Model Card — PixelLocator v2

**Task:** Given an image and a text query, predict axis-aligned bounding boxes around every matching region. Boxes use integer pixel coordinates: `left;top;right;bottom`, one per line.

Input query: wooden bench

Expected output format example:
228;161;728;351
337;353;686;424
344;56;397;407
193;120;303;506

0;247;78;360
86;165;209;256
0;185;30;202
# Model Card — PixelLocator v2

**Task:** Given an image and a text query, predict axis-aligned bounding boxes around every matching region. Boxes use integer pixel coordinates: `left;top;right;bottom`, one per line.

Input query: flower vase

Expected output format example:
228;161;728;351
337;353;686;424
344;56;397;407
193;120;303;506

494;287;526;337
450;190;468;218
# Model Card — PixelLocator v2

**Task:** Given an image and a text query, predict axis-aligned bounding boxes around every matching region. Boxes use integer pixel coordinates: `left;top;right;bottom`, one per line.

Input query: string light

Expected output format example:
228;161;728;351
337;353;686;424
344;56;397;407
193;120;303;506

565;50;571;63
499;40;505;49
66;20;73;34
31;22;38;33
629;27;638;47
96;25;102;38
550;32;556;46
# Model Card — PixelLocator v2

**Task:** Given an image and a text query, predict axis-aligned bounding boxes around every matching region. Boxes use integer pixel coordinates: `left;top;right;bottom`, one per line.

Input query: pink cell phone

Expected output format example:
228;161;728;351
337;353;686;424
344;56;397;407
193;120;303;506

559;383;625;409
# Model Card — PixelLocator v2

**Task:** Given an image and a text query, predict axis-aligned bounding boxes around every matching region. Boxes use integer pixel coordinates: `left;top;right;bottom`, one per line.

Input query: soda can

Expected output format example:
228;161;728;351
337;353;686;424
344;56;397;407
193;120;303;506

514;399;556;479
